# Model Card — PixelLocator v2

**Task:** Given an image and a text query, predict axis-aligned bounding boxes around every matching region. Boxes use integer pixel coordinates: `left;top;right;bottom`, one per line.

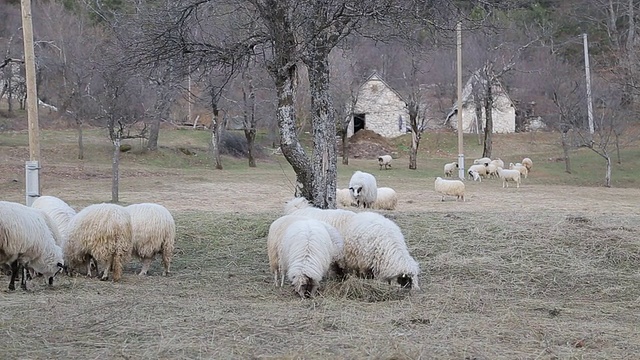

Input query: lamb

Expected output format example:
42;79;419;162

31;195;76;248
336;188;356;207
65;203;132;282
0;201;66;290
473;157;491;165
434;177;465;202
377;155;393;170
522;157;533;172
348;170;377;208
469;170;481;182
509;162;529;179
268;214;345;287
468;164;487;181
125;203;175;276
497;167;521;188
490;158;505;169
341;211;420;289
372;187;398;210
278;218;343;297
443;162;458;177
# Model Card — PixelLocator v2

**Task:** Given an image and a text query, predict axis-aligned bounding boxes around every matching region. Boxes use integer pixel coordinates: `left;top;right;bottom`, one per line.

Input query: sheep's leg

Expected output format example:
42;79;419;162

20;265;28;290
97;259;111;281
273;271;279;286
161;250;171;276
8;260;19;291
139;258;153;276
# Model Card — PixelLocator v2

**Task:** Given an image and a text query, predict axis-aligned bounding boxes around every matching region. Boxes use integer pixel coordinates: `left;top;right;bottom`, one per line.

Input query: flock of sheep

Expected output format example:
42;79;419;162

0;196;175;290
436;156;534;201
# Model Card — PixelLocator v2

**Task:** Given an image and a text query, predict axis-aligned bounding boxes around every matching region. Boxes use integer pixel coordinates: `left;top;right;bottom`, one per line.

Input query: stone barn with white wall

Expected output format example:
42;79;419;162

445;71;515;134
347;73;409;139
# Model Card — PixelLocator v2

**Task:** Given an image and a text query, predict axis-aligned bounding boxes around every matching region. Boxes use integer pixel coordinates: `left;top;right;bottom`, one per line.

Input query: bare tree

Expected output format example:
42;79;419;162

241;69;257;167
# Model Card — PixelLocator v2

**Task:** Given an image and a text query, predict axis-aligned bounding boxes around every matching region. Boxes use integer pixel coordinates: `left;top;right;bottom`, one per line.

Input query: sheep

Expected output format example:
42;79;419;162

65;203;132;282
473;157;491;165
468;164;487;181
336;188;356;207
267;214;345;286
348;170;377;208
497;167;521;188
484;162;498;178
278;218;342;297
125;203;175;276
31;195;76;248
522;157;533;172
341;211;420;289
434;177;465;202
0;201;66;290
490;158;505;169
284;197;356;236
377;155;393;170
509;162;529;179
443;162;458;177
372;187;398;210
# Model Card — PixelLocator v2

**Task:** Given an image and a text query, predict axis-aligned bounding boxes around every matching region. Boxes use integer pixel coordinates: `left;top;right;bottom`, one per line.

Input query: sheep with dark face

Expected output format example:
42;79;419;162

378;155;393;170
348;171;377;208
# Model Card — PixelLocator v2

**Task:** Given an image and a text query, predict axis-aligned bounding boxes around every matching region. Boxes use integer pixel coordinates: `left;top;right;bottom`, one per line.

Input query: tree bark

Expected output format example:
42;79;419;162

210;106;223;170
147;118;160;151
605;154;611;187
341;128;349;165
408;100;420;170
111;137;120;203
242;71;257;167
482;81;493;158
561;129;572;173
474;91;483;145
76;118;84;160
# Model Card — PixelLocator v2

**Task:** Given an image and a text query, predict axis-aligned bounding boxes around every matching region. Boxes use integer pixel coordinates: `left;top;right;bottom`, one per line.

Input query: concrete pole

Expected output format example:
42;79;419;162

21;0;41;205
583;33;595;137
457;22;465;180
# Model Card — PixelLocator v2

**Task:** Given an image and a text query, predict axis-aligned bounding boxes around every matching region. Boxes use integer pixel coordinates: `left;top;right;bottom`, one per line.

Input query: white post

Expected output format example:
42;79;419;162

456;22;465;180
583;33;595;136
21;0;41;204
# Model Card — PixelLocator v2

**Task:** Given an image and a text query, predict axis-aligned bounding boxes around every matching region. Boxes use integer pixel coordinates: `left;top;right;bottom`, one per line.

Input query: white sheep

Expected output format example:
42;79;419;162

469;170;481;182
509;162;529;179
372;187;398;210
279;218;341;297
468;164;487;181
65;203;132;282
522;157;533;172
31;195;76;248
125;203;176;276
336;188;356;207
268;214;345;286
434;177;465;202
484;162;498;178
341;211;420;289
0;201;65;290
497;167;521;188
443;162;458;177
473;157;491;165
490;158;505;169
377;155;393;170
349;170;377;208
284;198;356;237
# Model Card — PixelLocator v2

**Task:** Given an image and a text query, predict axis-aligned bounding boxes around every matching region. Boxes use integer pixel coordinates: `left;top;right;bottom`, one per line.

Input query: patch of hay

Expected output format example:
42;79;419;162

322;276;410;302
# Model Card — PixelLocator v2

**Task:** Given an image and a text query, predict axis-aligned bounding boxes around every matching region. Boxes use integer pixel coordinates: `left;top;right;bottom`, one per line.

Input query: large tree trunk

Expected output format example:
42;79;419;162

341;127;349;165
307;47;337;209
111;137;120;203
561;129;572;173
76;118;84;160
210;106;223;170
242;72;257;167
482;82;493;158
147;118;160;151
408;101;419;170
605;153;611;187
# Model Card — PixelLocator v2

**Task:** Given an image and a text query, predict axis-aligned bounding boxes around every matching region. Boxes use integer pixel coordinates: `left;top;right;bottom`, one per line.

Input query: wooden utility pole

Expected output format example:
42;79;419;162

583;33;595;137
456;22;465;180
21;0;41;205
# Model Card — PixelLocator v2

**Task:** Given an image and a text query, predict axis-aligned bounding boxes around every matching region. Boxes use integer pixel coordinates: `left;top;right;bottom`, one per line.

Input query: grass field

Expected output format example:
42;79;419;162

1;127;639;359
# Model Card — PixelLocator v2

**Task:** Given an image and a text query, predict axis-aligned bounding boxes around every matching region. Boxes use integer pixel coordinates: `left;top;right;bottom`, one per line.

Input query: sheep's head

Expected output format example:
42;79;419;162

349;185;363;199
397;274;420;290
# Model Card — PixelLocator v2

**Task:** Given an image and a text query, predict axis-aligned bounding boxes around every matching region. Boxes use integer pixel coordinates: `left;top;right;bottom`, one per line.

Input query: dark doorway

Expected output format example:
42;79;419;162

353;113;365;134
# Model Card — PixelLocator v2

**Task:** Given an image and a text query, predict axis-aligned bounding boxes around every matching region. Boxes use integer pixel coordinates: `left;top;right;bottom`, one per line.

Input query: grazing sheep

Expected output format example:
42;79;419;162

473;157;491;165
341;211;420;289
349;171;378;208
468;164;488;180
125;203;175;276
377;155;393;170
497;167;521;188
0;201;65;290
336;188;356;207
372;187;398;210
490;158;505;169
31;195;76;248
522;157;533;172
268;214;345;286
443;162;458;177
509;163;529;179
284;198;357;236
484;162;498;178
279;218;341;297
65;203;132;282
434;177;465;202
